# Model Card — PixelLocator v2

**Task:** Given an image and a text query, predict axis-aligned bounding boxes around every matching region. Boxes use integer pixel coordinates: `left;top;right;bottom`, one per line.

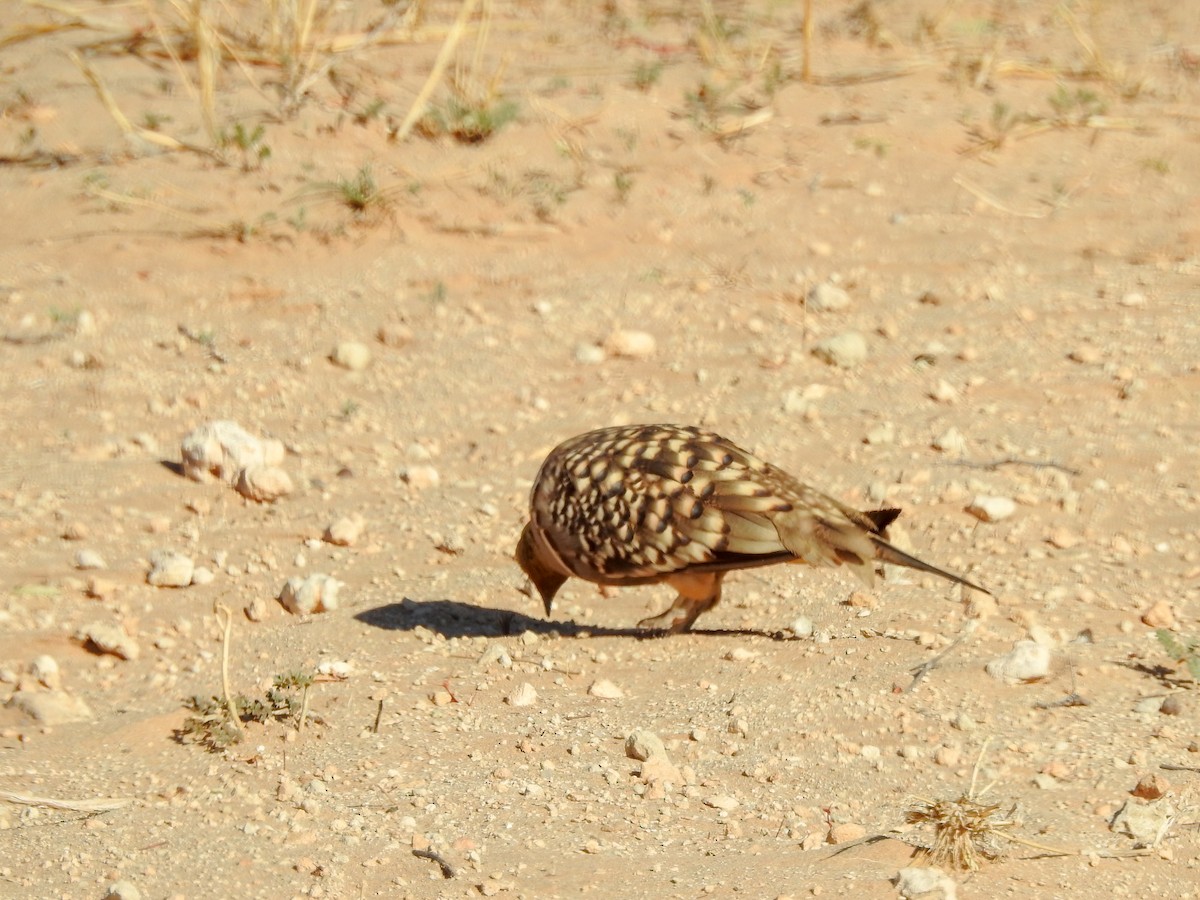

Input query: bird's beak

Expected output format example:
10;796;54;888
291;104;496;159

515;523;567;618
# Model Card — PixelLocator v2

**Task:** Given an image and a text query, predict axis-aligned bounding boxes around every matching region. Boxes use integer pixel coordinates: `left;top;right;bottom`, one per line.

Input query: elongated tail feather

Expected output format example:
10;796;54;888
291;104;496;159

871;536;991;595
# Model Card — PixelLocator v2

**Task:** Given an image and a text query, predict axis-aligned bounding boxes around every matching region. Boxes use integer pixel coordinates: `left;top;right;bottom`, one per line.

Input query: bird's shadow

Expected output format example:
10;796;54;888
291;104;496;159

354;597;800;642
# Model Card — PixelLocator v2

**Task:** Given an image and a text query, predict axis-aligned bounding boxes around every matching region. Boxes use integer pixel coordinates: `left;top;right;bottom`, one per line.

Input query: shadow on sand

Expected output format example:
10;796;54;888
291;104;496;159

354;597;800;643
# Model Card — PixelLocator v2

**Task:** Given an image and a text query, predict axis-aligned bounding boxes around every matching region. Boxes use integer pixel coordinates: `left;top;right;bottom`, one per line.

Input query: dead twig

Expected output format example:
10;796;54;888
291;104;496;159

0;790;132;812
1034;693;1090;709
907;621;978;693
943;455;1081;477
214;602;244;741
412;847;456;879
393;0;480;141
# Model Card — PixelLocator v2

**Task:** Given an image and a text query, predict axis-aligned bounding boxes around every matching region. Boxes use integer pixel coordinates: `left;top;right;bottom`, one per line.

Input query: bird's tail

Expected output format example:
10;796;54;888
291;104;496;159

870;536;991;595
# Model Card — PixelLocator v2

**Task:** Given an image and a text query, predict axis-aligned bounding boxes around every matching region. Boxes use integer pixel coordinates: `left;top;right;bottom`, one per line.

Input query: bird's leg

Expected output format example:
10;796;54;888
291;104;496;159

638;571;724;633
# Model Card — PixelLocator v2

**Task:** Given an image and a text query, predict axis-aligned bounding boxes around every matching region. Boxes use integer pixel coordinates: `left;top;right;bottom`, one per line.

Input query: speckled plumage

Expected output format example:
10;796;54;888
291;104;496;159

515;424;989;632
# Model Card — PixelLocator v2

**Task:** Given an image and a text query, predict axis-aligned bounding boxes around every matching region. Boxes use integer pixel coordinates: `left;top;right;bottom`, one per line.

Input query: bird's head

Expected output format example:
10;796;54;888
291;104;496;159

515;522;568;617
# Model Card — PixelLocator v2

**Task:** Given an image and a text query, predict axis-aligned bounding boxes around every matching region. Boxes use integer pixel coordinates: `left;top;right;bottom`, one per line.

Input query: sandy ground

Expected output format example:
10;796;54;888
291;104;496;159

2;1;1199;898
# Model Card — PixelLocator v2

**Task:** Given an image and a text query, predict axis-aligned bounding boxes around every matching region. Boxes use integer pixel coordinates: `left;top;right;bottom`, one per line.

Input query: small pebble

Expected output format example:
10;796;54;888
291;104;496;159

1046;527;1079;549
75;549;107;570
985;639;1051;683
235;465;294;502
895;867;956;900
790;616;815;638
967;495;1016;523
324;514;366;547
147;550;195;588
574;343;606;365
587;679;624;699
278;574;342;615
1131;774;1170;800
331;340;371;370
807;282;852;312
62;521;89;541
79;623;140;660
403;465;440;490
478;644;513;668
244;596;269;622
30;655;62;690
929;379;959;403
604;329;657;359
724;647;758;661
181;420;281;484
1160;695;1183;716
812;331;868;368
505;682;538;707
932;427;966;454
864;422;895;445
1140;600;1176;629
86;577;116;600
625;729;667;762
1110;797;1175;846
103;881;142;900
190;566;215;586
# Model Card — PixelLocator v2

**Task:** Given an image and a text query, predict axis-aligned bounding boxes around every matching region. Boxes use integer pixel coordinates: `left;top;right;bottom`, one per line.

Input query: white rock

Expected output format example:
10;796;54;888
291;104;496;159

278;574;342;615
807;282;852;311
505;682;538;707
932;427;966;454
331;340;371;371
587;679;624;699
896;866;957;900
74;549;107;570
930;379;959;403
190;565;215;586
478;643;513;668
812;331;868;368
403;465;440;490
236;465;294;502
625;728;667;761
604;329;656;359
147;550;195;588
574;342;606;364
790;616;815;638
782;383;828;416
180;420;270;483
79;623;140;660
7;689;93;724
323;514;365;547
260;438;285;467
74;309;97;336
985;639;1051;683
103;880;143;900
30;655;62;690
316;660;351;678
966;495;1016;523
244;596;269;622
865;422;895;445
1110;797;1175;847
1119;291;1147;307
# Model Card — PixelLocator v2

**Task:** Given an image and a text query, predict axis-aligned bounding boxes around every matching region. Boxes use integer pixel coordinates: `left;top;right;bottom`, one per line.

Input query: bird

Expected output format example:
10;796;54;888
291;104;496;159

515;424;989;632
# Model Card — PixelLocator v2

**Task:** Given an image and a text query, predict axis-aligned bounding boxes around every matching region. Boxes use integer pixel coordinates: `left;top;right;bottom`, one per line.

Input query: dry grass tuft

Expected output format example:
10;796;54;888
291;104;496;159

906;794;1018;871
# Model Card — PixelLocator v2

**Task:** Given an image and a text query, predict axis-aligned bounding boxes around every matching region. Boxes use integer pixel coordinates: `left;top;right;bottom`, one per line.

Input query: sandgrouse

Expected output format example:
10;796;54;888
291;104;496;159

516;424;989;632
